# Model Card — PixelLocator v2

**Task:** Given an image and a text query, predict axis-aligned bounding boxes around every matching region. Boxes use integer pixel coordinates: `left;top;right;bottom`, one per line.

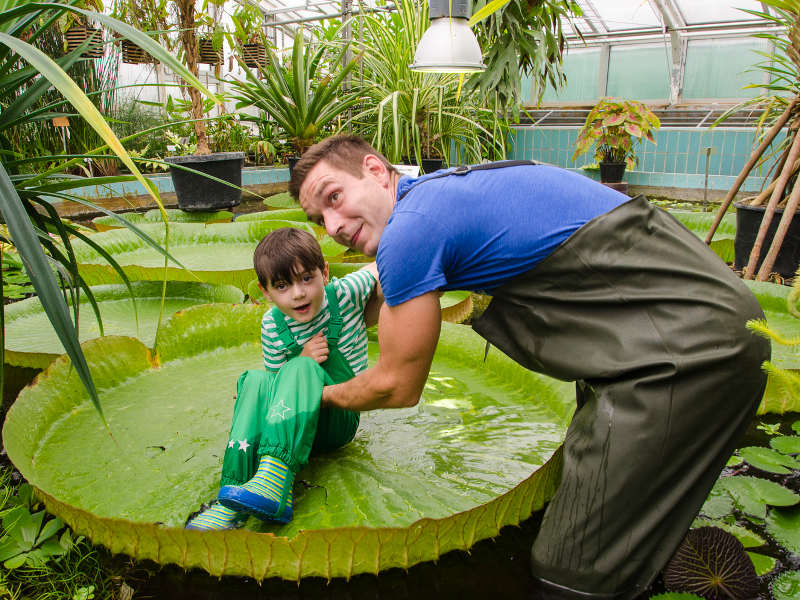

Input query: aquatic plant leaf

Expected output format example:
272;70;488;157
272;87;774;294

771;570;800;600
71;222;357;292
746;551;776;576
770;435;800;454
691;519;765;548
738;446;800;474
717;476;800;518
765;506;800;555
235;209;309;223
726;453;743;467
92;209;233;231
3;310;573;579
663;526;759;600
794;420;800;434
3;282;243;369
263;191;298;208
699;485;734;520
440;291;473;324
668;210;735;263
649;594;705;600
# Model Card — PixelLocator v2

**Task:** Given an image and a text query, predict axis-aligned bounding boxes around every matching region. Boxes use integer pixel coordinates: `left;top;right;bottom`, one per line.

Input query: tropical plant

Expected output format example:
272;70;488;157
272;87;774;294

348;0;509;166
466;0;583;118
0;0;213;417
227;27;361;157
571;98;660;169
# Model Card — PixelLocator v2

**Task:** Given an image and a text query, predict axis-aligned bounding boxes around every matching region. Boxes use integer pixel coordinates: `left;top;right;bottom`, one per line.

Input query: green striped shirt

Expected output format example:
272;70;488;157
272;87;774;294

260;269;376;373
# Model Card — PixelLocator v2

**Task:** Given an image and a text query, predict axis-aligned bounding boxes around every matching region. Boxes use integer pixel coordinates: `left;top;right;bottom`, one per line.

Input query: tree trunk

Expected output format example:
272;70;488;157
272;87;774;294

177;0;210;155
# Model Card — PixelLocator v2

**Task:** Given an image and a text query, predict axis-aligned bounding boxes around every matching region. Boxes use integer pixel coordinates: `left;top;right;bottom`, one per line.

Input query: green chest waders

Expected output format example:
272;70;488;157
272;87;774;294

402;167;770;599
219;283;360;489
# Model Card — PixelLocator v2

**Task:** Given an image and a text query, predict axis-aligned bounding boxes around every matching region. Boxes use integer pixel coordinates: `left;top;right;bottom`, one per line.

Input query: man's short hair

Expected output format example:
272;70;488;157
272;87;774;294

253;227;325;288
289;135;397;199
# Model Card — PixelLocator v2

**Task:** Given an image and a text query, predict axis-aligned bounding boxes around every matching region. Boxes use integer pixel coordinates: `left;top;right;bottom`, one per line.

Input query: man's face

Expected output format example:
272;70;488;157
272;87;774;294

299;156;395;257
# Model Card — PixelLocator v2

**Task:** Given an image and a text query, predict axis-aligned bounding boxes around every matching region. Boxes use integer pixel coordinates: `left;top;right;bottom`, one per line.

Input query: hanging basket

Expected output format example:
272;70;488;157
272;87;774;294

241;43;267;69
198;38;222;65
65;25;104;59
121;39;157;65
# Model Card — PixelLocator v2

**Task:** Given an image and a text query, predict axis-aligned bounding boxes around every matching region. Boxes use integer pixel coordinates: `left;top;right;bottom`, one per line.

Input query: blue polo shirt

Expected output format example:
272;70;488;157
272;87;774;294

376;164;627;306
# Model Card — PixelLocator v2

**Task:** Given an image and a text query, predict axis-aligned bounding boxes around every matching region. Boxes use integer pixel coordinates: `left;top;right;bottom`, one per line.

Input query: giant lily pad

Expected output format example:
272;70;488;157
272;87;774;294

92;209;233;232
3;304;573;580
72;222;359;292
235;209;309;223
668;209;736;263
3;281;243;370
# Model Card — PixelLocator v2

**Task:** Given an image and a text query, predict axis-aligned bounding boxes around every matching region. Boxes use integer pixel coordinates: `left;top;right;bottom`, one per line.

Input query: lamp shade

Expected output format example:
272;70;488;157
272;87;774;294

410;17;485;73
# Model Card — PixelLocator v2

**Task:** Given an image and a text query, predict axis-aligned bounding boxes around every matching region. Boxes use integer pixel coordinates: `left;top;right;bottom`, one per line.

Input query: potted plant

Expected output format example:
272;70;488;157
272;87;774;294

161;0;244;212
347;1;508;171
706;0;800;282
111;0;170;64
226;27;361;172
227;2;267;70
64;9;105;59
571;97;660;183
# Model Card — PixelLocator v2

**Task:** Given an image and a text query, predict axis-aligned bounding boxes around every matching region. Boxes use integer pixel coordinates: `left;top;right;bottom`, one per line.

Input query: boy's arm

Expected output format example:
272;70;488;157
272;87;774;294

359;262;383;328
322;291;441;410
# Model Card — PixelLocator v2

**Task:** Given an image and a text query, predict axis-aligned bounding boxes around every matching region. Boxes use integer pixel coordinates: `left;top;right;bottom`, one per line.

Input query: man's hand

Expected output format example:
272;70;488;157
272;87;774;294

301;332;329;364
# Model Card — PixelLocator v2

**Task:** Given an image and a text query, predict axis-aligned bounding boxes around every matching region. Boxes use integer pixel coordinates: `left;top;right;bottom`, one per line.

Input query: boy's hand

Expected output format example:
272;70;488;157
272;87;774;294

301;333;329;364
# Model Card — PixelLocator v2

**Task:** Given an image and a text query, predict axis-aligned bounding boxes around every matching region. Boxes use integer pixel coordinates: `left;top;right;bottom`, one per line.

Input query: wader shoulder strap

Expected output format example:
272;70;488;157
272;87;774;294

269;283;344;358
398;159;540;201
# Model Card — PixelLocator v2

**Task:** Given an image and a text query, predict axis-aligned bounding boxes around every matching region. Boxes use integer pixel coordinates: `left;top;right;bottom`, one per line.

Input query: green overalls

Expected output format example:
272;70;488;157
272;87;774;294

219;284;360;488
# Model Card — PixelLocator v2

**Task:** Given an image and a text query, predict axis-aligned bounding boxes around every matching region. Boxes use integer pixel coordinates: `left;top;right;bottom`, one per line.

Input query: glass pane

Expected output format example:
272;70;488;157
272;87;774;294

607;44;670;100
586;0;661;31
675;0;765;24
682;37;770;99
538;47;602;104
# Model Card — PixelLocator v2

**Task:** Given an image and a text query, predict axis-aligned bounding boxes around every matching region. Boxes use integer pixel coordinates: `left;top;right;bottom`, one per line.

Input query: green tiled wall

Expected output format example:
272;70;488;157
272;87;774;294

509;127;783;192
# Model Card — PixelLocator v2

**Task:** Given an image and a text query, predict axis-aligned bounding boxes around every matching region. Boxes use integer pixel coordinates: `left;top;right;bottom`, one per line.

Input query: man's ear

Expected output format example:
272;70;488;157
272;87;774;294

363;154;389;184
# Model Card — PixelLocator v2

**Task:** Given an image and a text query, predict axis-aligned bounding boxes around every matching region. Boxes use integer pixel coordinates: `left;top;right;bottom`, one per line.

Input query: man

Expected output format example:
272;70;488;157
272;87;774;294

290;135;769;599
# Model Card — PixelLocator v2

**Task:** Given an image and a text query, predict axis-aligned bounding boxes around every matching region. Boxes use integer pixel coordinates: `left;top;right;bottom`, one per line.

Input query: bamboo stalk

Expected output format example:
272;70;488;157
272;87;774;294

706;98;797;244
744;129;800;278
757;175;800;280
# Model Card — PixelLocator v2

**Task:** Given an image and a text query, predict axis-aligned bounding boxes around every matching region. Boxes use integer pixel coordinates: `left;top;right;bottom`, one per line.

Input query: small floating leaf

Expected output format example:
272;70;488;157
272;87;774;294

692;520;764;548
766;506;800;555
717;476;799;518
792;421;800;434
699;487;734;520
739;446;800;474
746;551;776;576
771;435;800;454
649;594;704;600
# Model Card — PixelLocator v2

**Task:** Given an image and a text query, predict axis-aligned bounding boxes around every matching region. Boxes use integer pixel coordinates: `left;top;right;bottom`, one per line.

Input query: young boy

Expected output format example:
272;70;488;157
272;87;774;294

187;227;380;529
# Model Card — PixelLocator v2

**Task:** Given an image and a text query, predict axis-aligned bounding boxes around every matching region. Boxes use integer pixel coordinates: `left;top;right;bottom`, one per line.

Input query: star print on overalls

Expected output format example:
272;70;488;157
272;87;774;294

268;398;292;420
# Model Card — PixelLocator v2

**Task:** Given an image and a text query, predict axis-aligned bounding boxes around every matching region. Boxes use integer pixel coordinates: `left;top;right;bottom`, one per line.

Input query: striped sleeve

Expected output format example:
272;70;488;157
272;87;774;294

335;269;377;312
260;311;287;372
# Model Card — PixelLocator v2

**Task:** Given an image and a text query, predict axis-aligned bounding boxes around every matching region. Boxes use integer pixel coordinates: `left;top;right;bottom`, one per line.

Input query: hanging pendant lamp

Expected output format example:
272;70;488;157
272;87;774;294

410;0;485;73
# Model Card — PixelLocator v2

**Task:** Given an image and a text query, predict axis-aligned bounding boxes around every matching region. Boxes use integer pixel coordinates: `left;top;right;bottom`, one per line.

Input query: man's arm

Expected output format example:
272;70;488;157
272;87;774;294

322;291;441;410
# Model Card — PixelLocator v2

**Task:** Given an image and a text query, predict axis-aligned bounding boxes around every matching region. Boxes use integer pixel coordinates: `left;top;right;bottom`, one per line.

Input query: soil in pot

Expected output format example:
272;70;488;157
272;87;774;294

164;152;245;212
734;201;800;280
599;161;626;183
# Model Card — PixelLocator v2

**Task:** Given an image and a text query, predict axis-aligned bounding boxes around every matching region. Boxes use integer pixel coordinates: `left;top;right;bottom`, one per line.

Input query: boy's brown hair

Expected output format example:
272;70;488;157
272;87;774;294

253;227;325;288
288;135;397;199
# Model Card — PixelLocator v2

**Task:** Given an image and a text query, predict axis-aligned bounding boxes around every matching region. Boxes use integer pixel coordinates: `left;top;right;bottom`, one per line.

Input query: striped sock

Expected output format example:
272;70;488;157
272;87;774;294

186;503;240;530
241;455;294;510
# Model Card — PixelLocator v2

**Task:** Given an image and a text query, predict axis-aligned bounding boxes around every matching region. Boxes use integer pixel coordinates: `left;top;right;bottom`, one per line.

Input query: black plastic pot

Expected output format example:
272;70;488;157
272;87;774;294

400;157;446;174
288;156;300;176
599;161;626;183
164;152;245;212
734;202;800;280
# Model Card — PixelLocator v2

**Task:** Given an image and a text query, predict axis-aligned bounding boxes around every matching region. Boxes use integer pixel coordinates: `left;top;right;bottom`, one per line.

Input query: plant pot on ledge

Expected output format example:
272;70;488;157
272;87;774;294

164;152;245;212
733;202;800;280
599;161;626;183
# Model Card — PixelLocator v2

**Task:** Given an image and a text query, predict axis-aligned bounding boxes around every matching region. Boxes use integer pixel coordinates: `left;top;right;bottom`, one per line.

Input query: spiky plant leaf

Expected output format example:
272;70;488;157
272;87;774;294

663;527;759;600
739;446;800;473
766;506;800;555
771;569;800;600
4;282;243;369
3;312;573;579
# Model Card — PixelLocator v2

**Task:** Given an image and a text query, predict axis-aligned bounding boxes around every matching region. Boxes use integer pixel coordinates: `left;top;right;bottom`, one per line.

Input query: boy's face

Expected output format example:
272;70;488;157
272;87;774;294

260;262;329;323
